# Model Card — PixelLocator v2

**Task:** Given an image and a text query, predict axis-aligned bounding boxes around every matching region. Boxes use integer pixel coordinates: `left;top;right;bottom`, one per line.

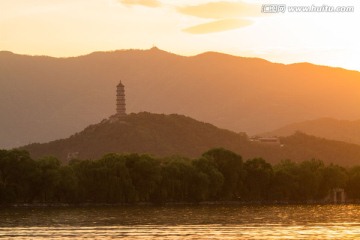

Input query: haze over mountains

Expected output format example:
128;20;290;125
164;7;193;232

1;47;360;149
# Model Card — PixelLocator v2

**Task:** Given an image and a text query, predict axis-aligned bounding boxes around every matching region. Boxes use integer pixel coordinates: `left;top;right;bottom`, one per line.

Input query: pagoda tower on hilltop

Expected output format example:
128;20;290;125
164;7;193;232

116;81;126;117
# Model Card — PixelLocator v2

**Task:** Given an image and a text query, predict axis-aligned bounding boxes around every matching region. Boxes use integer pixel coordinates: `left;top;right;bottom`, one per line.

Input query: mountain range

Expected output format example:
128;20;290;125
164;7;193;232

1;47;360;148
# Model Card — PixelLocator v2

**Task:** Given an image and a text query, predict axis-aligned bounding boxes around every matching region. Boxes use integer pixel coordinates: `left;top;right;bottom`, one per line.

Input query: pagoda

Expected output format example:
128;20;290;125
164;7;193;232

116;81;126;118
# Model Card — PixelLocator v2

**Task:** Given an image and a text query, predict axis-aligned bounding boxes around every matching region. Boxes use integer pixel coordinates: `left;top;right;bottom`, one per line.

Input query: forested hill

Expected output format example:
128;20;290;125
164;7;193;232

21;112;360;166
261;118;360;145
22;112;248;161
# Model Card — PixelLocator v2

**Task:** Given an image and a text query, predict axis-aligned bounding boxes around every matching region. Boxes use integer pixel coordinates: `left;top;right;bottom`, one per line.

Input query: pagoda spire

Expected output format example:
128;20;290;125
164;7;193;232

116;81;126;117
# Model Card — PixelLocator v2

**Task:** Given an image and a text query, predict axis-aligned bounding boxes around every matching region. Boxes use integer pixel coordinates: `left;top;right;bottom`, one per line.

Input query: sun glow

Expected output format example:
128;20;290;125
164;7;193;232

1;0;359;71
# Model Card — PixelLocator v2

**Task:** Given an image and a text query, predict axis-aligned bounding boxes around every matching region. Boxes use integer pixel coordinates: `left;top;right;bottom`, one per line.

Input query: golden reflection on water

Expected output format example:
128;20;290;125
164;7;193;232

1;205;360;239
2;224;360;239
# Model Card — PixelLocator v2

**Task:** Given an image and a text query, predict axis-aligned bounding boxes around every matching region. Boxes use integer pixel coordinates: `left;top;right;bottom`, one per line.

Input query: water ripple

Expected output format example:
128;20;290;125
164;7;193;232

1;205;360;239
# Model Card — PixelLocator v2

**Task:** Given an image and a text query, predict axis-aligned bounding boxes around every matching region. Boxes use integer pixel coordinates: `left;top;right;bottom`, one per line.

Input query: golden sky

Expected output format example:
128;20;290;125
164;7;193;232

1;0;359;71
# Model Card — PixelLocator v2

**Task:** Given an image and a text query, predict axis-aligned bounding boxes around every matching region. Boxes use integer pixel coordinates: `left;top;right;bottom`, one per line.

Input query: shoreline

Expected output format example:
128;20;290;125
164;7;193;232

1;200;359;208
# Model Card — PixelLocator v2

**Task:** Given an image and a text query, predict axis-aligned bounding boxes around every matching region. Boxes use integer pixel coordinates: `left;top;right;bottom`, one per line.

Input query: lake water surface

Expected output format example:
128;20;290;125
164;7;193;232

1;205;360;239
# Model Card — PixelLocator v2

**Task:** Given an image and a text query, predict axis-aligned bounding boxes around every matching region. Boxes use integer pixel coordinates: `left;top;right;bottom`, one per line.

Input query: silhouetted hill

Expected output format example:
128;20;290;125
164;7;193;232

261;118;360;145
246;132;360;166
21;113;360;166
1;48;360;148
22;112;248;160
278;132;360;166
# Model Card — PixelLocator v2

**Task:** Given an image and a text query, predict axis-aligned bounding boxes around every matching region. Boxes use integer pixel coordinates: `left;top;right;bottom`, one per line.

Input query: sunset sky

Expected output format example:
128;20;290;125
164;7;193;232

1;0;359;71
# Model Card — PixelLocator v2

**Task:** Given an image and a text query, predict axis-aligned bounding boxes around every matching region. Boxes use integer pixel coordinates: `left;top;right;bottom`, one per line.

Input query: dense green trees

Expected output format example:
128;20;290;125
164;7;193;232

1;148;360;204
269;159;349;202
244;158;273;201
0;150;37;203
346;166;360;199
203;148;243;200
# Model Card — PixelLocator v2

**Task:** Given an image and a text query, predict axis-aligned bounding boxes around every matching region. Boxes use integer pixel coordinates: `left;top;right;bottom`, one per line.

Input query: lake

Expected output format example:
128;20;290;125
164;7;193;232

1;205;360;239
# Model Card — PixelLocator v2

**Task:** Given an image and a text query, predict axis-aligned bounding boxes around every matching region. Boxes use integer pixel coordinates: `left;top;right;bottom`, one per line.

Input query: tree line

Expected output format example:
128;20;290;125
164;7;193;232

1;148;360;204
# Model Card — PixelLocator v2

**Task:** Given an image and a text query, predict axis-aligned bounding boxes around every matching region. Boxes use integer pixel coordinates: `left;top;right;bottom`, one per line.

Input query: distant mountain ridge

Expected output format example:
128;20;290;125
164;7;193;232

21;112;360;166
261;118;360;145
1;47;360;148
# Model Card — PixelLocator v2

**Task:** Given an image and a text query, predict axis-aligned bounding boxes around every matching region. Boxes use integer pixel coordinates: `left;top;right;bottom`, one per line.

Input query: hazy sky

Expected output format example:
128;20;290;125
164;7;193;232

1;0;359;70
